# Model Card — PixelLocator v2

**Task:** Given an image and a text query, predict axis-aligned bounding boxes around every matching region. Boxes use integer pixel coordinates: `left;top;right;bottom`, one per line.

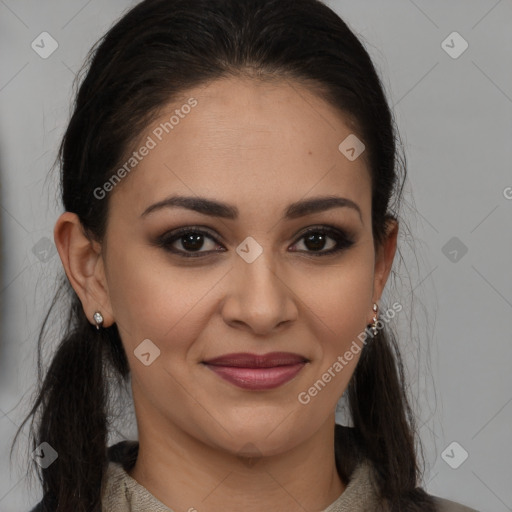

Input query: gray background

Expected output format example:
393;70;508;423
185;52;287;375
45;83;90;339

0;1;511;511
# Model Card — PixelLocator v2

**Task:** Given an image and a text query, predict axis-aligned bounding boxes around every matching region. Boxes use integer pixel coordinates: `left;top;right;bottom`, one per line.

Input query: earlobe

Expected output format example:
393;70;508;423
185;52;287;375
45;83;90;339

53;212;114;327
372;218;399;306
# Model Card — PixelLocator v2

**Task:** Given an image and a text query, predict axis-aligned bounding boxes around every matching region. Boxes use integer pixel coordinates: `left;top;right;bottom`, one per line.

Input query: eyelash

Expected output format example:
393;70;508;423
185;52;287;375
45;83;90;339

154;225;355;259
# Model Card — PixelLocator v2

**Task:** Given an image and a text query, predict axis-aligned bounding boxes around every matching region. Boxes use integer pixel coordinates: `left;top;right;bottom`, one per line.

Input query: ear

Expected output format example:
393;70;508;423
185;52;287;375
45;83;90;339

53;212;114;327
372;218;399;308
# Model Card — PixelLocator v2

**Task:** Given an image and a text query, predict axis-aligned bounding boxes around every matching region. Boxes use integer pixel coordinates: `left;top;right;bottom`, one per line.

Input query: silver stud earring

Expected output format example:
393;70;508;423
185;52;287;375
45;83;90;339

371;303;379;336
93;311;104;330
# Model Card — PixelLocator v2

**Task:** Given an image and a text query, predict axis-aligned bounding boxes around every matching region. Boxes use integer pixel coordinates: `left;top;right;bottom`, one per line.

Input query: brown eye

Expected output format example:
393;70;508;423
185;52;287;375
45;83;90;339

155;225;355;259
290;227;355;256
156;227;224;258
179;232;208;252
303;232;334;251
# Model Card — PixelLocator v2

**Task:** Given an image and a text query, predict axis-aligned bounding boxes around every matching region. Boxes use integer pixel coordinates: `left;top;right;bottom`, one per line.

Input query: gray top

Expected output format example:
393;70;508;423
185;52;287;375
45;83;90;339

101;458;479;512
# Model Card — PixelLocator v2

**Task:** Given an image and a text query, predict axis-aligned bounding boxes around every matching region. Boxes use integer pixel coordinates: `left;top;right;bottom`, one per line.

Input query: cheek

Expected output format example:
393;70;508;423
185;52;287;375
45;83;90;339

295;254;375;341
293;260;375;410
105;246;224;353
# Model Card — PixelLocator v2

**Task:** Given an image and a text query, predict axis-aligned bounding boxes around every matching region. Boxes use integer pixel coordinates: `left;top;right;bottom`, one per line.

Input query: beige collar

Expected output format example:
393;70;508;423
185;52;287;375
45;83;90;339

102;457;382;511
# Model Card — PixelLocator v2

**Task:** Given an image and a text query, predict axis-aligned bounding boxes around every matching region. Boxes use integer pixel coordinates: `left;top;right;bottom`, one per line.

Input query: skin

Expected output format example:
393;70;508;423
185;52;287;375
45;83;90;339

54;76;398;512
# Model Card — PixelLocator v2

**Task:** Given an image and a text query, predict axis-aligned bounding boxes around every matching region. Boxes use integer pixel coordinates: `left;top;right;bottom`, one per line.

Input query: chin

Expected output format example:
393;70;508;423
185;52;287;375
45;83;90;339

205;411;313;459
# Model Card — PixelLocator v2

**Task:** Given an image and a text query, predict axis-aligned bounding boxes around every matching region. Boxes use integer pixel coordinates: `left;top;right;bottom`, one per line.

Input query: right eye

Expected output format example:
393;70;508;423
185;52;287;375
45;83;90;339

155;227;225;258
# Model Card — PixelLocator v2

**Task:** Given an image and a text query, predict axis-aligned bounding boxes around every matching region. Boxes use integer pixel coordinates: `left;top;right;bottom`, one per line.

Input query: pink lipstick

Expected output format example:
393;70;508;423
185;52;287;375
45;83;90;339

203;352;308;390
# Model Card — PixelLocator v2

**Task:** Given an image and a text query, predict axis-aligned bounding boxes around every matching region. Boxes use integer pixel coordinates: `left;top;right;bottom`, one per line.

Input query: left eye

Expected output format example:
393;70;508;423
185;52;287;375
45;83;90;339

289;227;355;256
291;229;337;253
156;226;354;258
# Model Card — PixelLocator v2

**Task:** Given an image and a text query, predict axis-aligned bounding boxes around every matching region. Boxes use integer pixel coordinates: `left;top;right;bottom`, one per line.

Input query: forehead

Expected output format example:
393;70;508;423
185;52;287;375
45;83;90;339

108;76;371;223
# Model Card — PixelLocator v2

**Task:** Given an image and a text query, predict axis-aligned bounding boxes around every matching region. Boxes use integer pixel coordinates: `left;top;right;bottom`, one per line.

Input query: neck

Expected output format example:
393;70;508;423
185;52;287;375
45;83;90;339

128;415;345;512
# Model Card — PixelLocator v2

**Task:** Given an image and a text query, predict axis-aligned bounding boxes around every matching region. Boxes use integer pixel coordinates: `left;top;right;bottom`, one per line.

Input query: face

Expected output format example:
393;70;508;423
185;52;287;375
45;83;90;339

75;77;396;457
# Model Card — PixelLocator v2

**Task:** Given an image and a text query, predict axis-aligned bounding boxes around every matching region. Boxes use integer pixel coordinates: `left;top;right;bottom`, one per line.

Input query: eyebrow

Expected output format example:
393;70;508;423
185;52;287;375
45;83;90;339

140;194;363;222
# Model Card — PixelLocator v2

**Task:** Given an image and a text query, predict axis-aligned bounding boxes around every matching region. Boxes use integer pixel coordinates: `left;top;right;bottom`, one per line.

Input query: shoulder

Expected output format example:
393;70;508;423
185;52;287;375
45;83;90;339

30;439;482;512
29;495;482;512
334;425;481;512
29;440;138;511
431;495;481;512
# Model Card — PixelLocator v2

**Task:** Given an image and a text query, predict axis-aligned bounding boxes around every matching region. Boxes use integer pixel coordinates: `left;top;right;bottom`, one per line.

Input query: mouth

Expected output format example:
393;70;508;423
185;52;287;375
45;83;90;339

202;352;309;390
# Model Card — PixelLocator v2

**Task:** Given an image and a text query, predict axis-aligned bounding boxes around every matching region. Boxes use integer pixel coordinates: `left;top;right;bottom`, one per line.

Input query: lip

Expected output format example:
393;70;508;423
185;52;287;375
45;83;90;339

203;352;308;390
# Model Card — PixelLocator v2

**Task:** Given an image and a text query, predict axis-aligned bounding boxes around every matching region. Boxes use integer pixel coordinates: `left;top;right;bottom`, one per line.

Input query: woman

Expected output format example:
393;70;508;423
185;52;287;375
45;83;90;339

16;0;479;510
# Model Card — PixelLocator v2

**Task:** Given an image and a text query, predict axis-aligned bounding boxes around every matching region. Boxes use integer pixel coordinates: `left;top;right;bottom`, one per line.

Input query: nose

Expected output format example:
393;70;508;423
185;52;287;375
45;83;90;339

220;251;298;336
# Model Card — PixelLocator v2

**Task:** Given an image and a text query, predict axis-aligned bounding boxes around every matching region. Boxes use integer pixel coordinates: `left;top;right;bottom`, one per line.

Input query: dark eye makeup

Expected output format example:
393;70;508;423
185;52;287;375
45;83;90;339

152;224;356;259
